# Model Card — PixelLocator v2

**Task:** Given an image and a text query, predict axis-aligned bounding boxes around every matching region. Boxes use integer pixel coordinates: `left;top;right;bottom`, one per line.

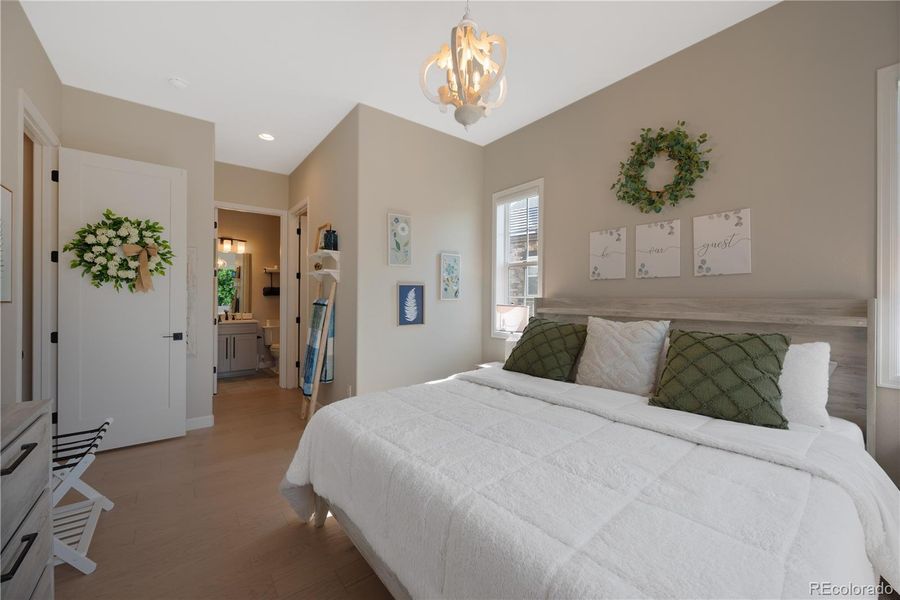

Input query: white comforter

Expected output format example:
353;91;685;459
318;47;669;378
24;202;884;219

282;366;900;599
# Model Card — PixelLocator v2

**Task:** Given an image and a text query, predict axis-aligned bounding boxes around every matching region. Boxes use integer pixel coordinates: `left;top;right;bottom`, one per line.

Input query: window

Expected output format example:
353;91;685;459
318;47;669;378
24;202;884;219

492;179;543;337
877;64;900;388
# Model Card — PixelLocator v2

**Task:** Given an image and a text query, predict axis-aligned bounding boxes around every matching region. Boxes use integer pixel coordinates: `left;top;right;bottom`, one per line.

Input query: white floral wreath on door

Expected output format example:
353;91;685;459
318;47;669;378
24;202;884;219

63;209;175;292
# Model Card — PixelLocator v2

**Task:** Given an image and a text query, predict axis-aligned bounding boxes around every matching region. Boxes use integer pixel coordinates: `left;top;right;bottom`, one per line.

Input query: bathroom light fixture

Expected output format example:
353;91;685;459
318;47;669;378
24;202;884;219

258;133;275;141
218;237;248;254
420;1;507;129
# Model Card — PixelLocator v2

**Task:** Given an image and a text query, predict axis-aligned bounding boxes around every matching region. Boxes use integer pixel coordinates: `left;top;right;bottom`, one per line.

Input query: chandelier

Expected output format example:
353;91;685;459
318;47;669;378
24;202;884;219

420;5;507;128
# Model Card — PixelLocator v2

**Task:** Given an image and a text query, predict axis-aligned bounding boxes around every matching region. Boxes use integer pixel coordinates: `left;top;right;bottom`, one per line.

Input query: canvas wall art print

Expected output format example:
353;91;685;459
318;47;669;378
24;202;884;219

636;219;680;278
388;213;412;266
439;253;460;300
693;208;751;276
589;227;626;280
398;283;425;325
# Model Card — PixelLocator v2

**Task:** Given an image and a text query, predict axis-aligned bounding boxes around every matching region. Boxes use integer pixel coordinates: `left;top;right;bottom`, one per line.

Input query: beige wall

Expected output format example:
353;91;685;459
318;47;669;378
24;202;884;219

1;0;62;405
482;1;900;479
217;209;281;325
289;108;360;405
356;105;483;393
215;162;289;211
61;86;216;421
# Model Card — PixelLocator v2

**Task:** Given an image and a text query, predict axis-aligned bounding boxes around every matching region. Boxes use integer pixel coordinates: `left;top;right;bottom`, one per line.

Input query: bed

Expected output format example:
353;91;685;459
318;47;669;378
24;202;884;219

281;297;899;599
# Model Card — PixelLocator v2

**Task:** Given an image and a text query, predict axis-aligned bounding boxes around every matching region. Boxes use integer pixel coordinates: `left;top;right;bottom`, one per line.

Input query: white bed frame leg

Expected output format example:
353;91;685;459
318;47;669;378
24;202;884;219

313;494;329;528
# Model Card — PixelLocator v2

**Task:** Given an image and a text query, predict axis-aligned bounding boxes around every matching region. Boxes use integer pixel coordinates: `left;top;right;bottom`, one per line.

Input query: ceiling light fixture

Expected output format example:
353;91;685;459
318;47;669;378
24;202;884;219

258;133;275;141
167;76;190;89
420;1;507;129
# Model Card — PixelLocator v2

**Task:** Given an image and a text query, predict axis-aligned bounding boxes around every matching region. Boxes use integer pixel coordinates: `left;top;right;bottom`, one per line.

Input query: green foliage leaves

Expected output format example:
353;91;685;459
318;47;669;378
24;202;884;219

611;121;710;214
217;268;237;308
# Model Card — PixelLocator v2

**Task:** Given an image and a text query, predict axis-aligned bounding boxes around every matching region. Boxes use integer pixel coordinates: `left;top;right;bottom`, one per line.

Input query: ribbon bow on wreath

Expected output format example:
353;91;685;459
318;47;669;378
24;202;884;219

122;243;159;292
62;209;175;293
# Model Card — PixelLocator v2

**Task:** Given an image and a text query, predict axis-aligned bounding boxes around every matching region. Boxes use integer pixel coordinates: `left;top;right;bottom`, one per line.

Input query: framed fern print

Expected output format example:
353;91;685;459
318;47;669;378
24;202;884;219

398;282;424;326
388;213;412;266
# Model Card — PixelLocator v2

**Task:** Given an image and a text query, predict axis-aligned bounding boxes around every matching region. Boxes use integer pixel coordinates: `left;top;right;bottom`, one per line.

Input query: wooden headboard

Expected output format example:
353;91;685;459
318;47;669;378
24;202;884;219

536;297;876;453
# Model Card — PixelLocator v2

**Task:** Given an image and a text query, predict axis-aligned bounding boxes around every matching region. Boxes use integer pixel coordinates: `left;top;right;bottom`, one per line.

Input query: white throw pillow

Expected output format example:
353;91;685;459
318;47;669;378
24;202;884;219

778;342;831;428
576;317;670;396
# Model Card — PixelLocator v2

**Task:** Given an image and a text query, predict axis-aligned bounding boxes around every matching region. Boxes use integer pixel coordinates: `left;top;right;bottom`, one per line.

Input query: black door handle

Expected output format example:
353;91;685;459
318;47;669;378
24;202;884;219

1;443;38;476
162;332;183;340
0;532;38;582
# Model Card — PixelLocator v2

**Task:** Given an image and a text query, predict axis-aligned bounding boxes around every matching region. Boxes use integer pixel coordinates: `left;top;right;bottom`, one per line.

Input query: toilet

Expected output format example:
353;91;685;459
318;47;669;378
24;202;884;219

262;320;280;372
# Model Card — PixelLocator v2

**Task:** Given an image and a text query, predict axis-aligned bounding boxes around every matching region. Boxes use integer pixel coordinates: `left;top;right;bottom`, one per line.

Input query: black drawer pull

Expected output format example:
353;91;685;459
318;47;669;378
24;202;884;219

0;443;38;476
0;532;38;582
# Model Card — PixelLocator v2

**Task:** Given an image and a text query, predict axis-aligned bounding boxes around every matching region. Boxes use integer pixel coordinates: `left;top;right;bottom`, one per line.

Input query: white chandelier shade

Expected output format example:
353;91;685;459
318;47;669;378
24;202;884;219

420;10;508;128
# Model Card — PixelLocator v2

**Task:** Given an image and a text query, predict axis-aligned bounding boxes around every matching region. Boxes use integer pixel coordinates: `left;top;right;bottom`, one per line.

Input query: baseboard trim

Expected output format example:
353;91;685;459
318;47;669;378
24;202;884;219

186;415;214;431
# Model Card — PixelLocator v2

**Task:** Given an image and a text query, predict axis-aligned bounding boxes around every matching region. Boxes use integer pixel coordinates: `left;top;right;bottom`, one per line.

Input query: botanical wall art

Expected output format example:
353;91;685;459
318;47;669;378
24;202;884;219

589;227;626;280
439;252;461;300
693;208;751;276
0;186;11;302
612;121;710;214
63;209;175;292
398;283;425;325
636;219;681;278
388;213;412;266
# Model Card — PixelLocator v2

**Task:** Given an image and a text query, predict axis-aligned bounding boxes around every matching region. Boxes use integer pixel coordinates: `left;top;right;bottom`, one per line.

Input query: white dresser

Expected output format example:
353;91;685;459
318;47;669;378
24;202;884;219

1;401;53;600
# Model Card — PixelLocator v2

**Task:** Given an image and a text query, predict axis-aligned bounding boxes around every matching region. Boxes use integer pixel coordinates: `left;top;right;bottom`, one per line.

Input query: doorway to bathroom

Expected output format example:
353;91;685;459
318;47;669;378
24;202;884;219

213;203;289;400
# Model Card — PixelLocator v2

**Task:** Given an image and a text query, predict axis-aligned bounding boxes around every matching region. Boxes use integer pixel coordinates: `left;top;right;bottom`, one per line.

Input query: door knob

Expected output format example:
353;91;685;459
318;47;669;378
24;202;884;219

163;332;184;340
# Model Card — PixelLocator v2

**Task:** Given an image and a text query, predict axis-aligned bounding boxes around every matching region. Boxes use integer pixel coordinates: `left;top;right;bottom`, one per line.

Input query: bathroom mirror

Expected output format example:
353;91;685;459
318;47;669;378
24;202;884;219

217;252;252;314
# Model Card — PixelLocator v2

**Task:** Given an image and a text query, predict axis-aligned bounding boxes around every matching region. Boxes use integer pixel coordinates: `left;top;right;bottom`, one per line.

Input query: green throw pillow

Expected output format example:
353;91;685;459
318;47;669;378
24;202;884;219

650;330;791;429
503;318;587;382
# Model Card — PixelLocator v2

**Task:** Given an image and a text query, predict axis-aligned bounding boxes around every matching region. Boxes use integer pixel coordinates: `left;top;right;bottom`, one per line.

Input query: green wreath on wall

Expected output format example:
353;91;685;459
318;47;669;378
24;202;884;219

611;121;710;214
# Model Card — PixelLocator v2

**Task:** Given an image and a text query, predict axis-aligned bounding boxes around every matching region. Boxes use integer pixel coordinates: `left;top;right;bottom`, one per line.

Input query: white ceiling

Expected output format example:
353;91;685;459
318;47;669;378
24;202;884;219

23;1;773;175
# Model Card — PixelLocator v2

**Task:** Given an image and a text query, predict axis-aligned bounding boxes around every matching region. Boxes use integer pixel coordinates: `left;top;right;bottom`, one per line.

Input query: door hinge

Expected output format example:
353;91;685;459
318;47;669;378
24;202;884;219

296;272;301;280
296;227;301;236
51;170;59;183
213;366;217;374
214;220;218;229
295;360;301;368
50;251;58;263
295;316;300;324
51;412;58;425
50;331;58;344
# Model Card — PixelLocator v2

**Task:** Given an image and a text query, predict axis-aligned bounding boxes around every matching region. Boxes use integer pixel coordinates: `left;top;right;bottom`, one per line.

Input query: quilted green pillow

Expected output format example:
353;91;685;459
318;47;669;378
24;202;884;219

503;318;587;382
650;330;791;429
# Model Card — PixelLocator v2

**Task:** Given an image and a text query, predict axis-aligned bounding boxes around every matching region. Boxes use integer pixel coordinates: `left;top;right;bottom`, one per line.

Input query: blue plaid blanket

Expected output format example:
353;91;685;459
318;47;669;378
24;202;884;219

302;298;335;396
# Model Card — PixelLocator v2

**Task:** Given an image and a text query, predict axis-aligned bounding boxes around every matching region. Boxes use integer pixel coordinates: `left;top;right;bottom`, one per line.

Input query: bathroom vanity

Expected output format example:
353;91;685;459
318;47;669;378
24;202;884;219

217;320;259;376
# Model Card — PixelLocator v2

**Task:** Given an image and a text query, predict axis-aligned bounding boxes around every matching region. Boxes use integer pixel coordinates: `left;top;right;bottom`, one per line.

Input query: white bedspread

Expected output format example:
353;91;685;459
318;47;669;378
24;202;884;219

282;367;900;599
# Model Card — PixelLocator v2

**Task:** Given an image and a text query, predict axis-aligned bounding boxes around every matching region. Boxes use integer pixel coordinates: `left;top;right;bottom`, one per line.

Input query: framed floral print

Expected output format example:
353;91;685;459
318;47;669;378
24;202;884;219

388;213;412;266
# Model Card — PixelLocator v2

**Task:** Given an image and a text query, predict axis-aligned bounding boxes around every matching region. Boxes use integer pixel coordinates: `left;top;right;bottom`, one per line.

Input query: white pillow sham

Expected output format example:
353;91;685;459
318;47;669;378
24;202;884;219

778;342;831;428
576;317;669;396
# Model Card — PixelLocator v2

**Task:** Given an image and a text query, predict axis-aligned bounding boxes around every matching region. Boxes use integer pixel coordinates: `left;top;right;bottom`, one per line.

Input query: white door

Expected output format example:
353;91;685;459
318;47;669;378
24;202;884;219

58;148;187;450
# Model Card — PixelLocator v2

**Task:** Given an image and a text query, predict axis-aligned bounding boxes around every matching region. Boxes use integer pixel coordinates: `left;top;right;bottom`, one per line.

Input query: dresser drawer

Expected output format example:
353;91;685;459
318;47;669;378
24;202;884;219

1;489;51;600
1;414;50;550
29;564;53;600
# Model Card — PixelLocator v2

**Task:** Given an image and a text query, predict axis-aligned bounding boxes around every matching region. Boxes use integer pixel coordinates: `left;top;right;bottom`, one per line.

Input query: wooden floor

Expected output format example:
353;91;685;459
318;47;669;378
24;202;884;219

55;373;391;600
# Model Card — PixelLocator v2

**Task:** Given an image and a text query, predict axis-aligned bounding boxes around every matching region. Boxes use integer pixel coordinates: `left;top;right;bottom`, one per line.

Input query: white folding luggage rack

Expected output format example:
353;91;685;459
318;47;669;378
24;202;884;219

51;419;114;575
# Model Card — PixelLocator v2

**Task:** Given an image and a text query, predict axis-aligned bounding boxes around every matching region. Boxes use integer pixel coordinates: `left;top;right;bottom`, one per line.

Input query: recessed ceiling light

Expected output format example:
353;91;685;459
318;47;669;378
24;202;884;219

258;133;275;141
167;76;189;89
